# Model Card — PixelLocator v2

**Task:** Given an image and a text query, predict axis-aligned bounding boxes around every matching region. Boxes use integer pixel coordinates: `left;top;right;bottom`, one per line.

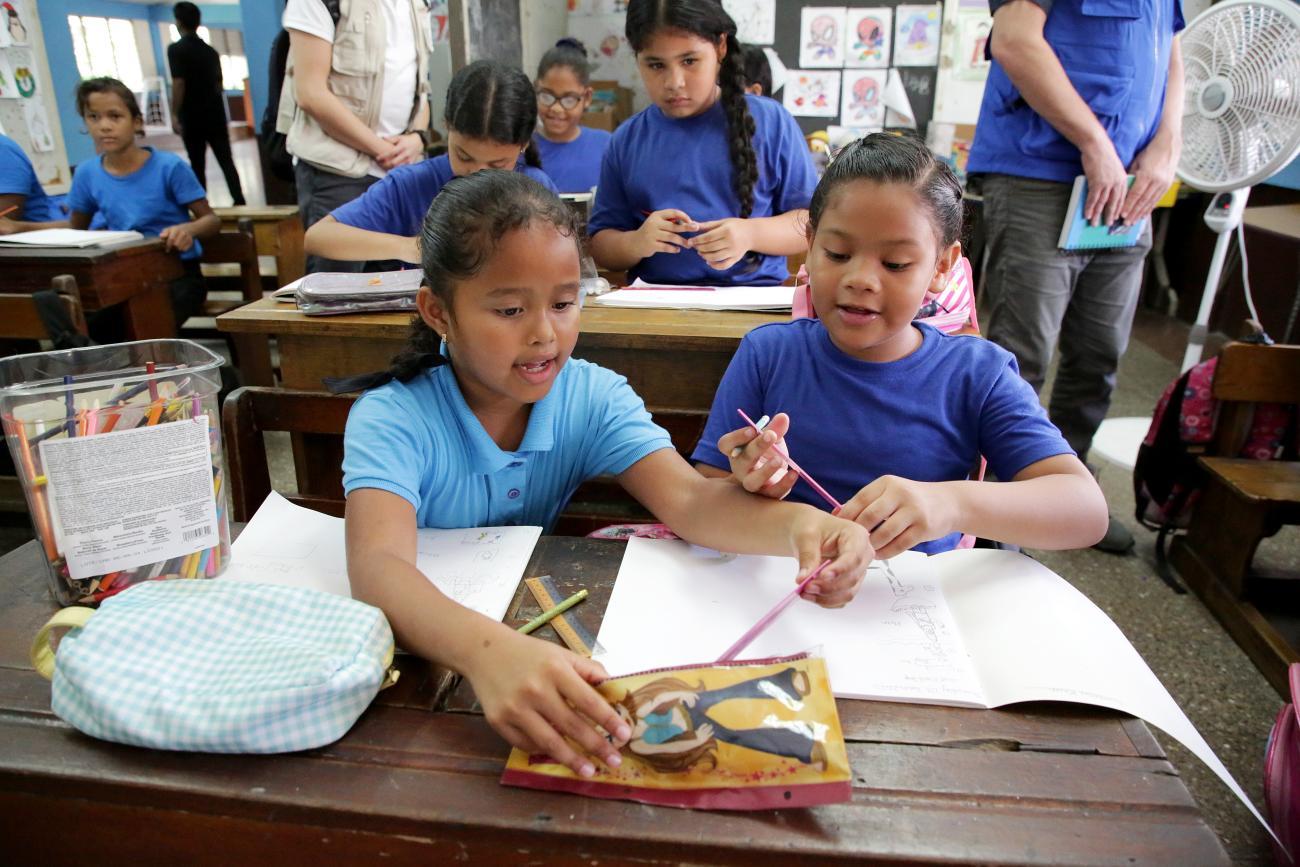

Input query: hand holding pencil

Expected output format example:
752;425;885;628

719;412;799;500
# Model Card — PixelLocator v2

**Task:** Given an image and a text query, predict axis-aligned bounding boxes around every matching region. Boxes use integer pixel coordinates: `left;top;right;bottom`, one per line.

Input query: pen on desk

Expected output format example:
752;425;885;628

734;408;842;511
518;589;588;635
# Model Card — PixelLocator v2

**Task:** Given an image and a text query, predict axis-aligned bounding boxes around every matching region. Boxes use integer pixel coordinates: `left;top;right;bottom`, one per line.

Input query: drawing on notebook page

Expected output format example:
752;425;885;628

878;558;947;666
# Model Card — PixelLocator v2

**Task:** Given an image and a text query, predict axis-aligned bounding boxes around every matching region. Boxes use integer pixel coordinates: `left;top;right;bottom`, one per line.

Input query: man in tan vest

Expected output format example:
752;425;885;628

278;0;433;272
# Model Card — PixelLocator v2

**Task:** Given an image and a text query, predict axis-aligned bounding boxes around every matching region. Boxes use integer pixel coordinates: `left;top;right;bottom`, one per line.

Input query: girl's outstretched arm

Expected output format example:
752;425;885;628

836;454;1108;558
304;215;420;264
345;488;631;776
618;449;874;608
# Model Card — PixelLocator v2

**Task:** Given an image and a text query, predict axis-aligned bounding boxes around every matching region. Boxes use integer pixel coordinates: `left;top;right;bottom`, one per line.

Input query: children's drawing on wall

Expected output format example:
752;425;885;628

894;4;942;67
428;0;449;43
844;8;892;69
0;52;17;98
840;70;885;127
9;46;35;98
782;70;840;118
568;0;629;14
568;13;641;93
22;97;52;152
2;1;28;46
799;6;846;68
722;0;775;45
955;11;993;81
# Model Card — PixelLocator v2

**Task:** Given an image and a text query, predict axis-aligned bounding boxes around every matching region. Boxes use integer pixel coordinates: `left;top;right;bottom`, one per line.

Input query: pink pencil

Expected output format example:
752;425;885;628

716;559;833;662
736;408;842;511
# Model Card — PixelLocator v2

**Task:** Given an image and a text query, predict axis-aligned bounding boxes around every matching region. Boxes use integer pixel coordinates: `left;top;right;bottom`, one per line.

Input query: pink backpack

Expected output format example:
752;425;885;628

1265;663;1300;863
792;257;980;335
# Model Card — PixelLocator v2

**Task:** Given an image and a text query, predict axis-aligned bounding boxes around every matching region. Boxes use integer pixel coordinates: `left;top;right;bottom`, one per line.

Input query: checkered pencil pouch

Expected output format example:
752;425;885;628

30;580;398;753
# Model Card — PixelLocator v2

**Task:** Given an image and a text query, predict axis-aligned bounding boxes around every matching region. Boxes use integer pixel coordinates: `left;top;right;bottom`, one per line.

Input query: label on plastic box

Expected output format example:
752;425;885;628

41;417;219;579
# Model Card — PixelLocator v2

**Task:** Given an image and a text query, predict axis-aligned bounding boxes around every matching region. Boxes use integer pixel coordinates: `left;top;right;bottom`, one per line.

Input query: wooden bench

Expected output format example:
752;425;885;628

1170;341;1300;697
195;221;275;387
213;205;305;289
221;386;707;536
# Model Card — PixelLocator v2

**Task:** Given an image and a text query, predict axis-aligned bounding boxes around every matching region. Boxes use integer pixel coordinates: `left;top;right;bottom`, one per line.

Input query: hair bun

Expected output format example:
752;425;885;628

556;36;587;54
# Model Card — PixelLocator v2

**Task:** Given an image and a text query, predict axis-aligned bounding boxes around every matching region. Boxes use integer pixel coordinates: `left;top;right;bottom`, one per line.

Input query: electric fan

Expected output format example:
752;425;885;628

1176;0;1300;371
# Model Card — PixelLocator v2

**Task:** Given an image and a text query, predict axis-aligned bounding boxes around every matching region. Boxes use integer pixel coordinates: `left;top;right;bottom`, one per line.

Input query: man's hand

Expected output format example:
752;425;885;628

1120;134;1179;225
1079;137;1129;227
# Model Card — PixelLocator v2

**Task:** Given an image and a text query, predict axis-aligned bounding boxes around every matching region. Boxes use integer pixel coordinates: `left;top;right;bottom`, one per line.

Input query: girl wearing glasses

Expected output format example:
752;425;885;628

587;0;818;287
304;60;558;266
532;38;613;194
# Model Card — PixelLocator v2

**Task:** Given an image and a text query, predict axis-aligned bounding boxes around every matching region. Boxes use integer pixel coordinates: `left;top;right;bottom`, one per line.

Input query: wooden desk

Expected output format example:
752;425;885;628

214;205;305;287
217;297;786;409
0;536;1229;864
1243;203;1300;241
0;238;184;339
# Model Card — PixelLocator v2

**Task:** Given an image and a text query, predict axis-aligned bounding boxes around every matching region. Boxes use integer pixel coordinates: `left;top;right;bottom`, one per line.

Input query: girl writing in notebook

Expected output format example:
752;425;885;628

66;78;220;338
342;171;872;779
304;60;557;267
693;133;1108;557
532;38;612;194
586;0;816;286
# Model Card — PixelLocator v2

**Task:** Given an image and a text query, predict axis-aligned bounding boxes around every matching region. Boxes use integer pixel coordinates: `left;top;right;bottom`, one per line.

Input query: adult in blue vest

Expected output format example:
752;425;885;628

968;0;1184;553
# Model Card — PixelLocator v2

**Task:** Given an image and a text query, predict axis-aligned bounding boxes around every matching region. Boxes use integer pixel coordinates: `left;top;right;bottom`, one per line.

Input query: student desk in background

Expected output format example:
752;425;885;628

0;238;184;339
213;205;305;288
0;534;1228;865
217;298;786;496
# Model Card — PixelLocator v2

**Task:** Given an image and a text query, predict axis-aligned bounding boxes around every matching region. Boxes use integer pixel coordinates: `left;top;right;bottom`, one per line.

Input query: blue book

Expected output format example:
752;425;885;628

1057;175;1146;250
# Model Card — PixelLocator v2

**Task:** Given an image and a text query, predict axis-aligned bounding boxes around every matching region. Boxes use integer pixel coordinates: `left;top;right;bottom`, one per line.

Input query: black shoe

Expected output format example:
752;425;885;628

1092;515;1135;555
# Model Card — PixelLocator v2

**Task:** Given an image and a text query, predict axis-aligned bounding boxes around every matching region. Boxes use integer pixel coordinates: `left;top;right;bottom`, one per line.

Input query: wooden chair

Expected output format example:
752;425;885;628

1169;341;1300;697
221;386;708;534
197;219;275;387
0;276;88;513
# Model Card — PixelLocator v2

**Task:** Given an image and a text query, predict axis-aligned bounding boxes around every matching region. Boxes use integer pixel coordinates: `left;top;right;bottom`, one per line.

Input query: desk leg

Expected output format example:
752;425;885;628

276;217;306;287
232;334;275;387
122;282;177;338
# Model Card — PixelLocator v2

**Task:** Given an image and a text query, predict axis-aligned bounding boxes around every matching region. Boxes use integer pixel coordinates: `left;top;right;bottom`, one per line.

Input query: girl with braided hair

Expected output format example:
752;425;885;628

588;0;816;286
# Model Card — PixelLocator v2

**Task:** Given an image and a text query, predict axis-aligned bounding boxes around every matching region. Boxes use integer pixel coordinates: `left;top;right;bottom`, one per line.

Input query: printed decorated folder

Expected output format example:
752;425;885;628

501;653;851;810
1058;175;1147;251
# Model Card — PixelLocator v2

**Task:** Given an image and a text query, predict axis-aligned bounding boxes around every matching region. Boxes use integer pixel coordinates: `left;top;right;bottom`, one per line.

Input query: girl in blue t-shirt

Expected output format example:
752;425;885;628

695;133;1109;557
304;60;558;267
341;170;871;780
587;0;817;286
66;78;220;337
531;38;612;194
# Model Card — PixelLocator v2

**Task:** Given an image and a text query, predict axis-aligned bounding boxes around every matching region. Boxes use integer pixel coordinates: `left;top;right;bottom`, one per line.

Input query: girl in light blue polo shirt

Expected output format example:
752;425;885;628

340;171;871;781
304;60;557;268
531;38;612;194
587;0;817;286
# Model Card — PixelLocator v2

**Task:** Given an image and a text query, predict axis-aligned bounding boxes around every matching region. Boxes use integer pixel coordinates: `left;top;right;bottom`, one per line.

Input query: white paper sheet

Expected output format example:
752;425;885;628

883;68;917;128
591;280;794;311
0;228;144;247
799;7;847;68
224;492;540;622
723;0;776;45
894;4;942;67
844;7;892;68
594;539;1273;838
841;70;886;127
782;70;841;118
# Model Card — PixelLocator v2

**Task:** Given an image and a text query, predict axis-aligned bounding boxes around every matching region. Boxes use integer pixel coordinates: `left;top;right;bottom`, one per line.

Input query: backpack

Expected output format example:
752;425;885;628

1265;663;1300;862
260;0;341;182
1132;356;1297;590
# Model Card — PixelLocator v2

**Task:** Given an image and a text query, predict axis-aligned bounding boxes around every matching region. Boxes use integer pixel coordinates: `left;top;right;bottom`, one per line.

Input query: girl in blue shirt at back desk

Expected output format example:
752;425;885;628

65;78;220;338
304;60;558;267
532;38;612;194
341;171;872;779
694;133;1109;557
587;0;817;286
0;134;67;234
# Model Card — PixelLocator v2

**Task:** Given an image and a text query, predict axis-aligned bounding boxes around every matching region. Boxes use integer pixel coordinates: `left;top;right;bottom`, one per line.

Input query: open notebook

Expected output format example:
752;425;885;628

0;229;145;248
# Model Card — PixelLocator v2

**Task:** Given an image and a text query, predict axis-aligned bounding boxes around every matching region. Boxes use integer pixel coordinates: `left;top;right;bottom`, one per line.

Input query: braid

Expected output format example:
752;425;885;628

718;35;757;218
388;316;445;383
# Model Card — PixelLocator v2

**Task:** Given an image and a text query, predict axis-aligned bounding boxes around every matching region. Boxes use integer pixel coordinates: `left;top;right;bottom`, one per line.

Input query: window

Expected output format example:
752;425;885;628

167;25;250;92
67;15;144;92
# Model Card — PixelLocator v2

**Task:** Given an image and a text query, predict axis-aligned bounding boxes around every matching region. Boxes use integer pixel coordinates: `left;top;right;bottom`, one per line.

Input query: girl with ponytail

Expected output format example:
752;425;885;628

588;0;817;286
304;60;558;266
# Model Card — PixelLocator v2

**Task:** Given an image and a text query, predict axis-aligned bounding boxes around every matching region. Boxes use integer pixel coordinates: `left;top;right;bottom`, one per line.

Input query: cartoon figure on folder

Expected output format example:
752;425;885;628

613;668;827;772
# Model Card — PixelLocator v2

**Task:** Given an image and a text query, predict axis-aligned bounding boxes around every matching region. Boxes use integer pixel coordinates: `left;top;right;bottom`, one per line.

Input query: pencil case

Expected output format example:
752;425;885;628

30;580;399;753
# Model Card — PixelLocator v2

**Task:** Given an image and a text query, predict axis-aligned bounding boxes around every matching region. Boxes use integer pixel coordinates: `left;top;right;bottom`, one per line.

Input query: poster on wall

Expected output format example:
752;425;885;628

0;52;18;98
9;46;36;97
844;7;891;69
840;69;886;127
799;7;846;69
954;11;992;81
723;0;776;45
893;5;942;67
2;0;31;47
782;69;840;118
429;1;449;43
568;13;640;89
22;95;51;150
568;0;629;14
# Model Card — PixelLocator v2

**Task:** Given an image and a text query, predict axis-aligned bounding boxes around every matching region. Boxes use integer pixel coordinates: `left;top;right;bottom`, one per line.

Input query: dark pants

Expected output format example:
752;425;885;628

981;174;1153;462
181;116;245;206
687;668;817;764
88;260;206;343
294;161;379;274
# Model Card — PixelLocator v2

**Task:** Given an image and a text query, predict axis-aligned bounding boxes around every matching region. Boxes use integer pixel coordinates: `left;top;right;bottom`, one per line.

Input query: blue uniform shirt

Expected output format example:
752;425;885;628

533;127;613;193
66;147;207;260
343;356;673;531
968;0;1185;183
0;134;61;223
587;94;817;286
691;321;1074;553
332;155;558;236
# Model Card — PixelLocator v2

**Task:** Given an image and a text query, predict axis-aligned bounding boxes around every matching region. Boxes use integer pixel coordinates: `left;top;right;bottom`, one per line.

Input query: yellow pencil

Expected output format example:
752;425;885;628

518;589;588;635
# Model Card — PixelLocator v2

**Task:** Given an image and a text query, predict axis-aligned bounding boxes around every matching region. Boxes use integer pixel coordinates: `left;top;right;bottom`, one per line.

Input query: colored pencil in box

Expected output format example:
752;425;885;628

145;361;159;401
14;420;58;563
63;375;76;437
